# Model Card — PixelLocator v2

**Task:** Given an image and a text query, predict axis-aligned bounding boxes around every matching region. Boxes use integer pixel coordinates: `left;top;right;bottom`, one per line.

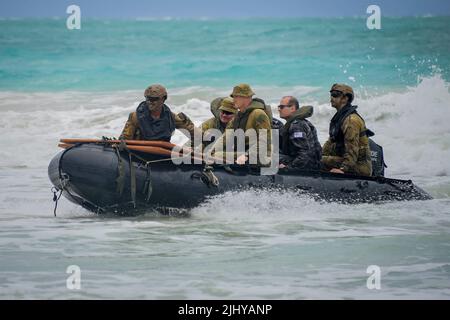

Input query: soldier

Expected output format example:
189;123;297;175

119;84;197;142
277;96;322;170
321;83;372;176
210;84;272;165
200;97;237;147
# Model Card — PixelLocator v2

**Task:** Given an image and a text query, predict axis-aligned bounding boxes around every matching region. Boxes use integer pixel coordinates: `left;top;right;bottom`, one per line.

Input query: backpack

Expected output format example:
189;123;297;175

210;97;224;119
253;98;273;123
366;131;387;176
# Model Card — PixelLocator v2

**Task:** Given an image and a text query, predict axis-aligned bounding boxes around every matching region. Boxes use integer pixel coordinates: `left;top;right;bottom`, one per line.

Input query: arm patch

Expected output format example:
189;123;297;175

292;131;305;139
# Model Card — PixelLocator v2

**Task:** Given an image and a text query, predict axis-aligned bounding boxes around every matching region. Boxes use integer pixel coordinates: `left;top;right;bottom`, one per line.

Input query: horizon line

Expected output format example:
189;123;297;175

1;14;449;20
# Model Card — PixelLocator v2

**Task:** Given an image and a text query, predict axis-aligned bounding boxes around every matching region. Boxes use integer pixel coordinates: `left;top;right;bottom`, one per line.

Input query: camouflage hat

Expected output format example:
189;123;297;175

230;83;255;98
144;84;167;98
218;97;237;114
330;83;354;99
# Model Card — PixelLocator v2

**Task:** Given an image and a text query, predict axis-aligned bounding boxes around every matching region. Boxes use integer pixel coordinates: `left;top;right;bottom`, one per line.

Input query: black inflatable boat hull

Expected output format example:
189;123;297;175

48;144;432;214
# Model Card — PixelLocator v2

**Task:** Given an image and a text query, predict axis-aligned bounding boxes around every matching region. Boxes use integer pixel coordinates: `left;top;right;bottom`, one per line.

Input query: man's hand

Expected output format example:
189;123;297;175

279;163;287;169
330;168;345;174
236;154;248;165
182;146;193;154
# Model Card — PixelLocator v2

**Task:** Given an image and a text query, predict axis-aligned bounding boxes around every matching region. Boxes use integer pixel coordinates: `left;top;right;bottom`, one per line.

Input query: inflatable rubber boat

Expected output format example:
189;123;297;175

48;139;432;215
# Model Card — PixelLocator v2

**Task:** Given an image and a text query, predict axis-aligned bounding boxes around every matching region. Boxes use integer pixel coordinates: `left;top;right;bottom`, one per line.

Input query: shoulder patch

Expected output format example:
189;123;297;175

292;131;305;138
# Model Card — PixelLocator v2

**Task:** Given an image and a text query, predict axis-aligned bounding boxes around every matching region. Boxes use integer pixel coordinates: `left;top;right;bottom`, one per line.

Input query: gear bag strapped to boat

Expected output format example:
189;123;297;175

363;129;387;177
369;138;387;177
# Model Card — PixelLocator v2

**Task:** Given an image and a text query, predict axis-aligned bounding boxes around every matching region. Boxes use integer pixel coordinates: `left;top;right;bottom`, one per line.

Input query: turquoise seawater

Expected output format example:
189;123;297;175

0;17;449;91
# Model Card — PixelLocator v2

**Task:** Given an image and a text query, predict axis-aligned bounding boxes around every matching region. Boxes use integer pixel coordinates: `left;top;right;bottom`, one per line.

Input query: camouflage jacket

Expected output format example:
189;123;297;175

322;111;372;176
199;117;227;148
211;99;272;165
201;117;226;133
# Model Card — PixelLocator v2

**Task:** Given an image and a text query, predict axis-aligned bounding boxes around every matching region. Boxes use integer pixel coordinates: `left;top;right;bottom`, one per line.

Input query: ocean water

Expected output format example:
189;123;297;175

1;17;450;299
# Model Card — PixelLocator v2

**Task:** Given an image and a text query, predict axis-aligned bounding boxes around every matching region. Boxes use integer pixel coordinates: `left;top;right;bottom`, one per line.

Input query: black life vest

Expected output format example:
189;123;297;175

281;106;314;155
136;102;175;142
329;104;362;154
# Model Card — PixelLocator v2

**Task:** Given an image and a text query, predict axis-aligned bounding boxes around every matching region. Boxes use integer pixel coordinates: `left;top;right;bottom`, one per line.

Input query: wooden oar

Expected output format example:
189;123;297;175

128;145;173;156
58;143;73;149
58;143;212;163
60;143;177;156
59;138;225;164
60;138;175;149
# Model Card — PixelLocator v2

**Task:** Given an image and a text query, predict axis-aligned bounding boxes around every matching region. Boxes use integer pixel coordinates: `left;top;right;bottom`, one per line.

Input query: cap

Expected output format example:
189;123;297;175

330;83;354;99
230;83;255;98
218;97;237;114
144;84;167;98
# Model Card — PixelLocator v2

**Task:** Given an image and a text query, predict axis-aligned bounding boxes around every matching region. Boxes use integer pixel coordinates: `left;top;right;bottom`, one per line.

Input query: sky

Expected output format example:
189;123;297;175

0;0;449;18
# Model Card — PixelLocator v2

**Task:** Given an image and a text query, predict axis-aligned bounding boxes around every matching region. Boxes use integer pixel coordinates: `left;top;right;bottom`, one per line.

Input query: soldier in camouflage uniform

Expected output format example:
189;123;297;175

277;96;322;170
210;84;272;166
119;84;197;142
200;97;237;147
321;84;372;176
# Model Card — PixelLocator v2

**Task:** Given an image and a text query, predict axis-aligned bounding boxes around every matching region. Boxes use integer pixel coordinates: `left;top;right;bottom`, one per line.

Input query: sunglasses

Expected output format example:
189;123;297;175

145;96;161;102
221;110;234;116
330;91;343;98
278;104;292;109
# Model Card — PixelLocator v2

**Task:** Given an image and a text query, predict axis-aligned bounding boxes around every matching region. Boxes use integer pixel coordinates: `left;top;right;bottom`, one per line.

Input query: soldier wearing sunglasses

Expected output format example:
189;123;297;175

120;84;197;142
200;97;237;148
321;84;372;176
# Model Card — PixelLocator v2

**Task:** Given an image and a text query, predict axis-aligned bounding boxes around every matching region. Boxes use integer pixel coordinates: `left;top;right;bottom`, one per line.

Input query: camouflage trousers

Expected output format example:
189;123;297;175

321;156;372;176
